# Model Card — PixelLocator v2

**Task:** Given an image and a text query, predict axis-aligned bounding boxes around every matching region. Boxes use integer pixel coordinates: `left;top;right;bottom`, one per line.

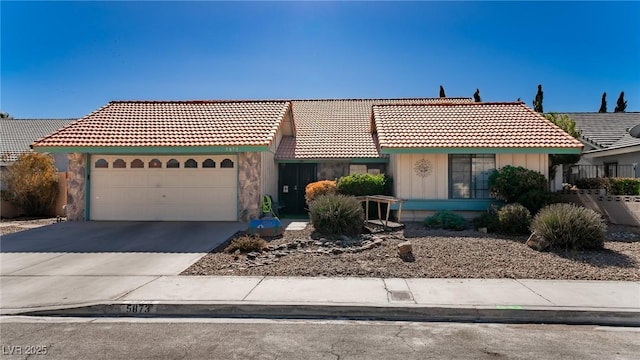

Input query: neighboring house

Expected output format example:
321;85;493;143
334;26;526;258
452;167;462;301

31;99;582;222
1;118;75;218
562;113;640;181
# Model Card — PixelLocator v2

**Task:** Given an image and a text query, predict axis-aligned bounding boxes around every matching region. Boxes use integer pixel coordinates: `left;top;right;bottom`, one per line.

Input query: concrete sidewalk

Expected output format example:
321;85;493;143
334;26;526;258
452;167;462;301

3;276;639;326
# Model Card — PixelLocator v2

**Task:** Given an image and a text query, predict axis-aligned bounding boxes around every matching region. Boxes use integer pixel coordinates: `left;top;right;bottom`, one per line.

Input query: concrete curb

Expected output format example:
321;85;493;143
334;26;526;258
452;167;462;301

8;302;640;327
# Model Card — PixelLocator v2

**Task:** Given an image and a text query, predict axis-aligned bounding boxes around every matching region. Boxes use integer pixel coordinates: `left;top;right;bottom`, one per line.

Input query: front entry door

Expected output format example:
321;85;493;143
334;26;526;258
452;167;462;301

278;163;317;215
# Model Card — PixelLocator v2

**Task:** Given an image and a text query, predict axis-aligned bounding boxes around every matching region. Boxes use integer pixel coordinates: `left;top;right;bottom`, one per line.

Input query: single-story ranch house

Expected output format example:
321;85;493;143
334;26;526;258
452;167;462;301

31;98;583;222
563;112;640;180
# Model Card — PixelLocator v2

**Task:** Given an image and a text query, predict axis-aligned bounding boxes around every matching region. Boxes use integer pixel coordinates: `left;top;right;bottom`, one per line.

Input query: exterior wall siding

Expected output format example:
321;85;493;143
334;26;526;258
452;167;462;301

238;152;261;222
260;140;279;202
66;153;86;221
496;153;548;178
393;153;448;200
393;153;549;201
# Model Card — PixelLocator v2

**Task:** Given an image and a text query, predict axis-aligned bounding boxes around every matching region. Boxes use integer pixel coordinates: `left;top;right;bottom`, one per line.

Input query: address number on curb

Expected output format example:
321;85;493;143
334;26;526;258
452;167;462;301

122;304;154;313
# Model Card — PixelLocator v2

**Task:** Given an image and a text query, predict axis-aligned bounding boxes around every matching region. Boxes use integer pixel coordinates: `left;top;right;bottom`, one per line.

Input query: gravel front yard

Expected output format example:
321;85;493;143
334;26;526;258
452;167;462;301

0;217;59;236
182;222;640;281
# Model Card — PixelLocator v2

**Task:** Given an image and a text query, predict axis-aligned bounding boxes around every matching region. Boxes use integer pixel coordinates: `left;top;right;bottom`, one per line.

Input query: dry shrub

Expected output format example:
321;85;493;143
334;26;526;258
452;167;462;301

225;235;267;253
3;152;59;216
530;203;606;250
305;180;337;204
309;194;364;237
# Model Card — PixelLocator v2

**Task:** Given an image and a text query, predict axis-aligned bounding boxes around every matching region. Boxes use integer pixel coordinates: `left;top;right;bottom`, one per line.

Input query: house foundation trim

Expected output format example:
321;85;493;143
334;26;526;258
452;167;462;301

390;199;498;212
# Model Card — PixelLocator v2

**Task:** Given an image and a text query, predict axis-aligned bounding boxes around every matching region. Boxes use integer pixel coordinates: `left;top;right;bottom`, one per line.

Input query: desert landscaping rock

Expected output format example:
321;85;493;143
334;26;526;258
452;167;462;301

183;222;640;280
397;241;413;255
526;232;550;252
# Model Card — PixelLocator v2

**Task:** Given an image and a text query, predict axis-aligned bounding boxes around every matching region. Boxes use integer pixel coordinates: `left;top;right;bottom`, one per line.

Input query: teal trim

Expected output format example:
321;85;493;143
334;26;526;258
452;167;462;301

276;158;389;164
390;199;497;211
85;154;91;221
236;157;240;221
381;147;582;155
33;145;268;154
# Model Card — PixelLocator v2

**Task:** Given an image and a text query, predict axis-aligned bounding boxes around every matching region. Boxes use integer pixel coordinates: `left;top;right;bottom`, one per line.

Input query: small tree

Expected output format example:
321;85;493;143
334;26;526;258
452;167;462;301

3;152;59;216
0;111;12;119
439;85;446;98
598;92;607;113
614;91;627;113
473;88;481;102
532;84;543;113
544;113;582;180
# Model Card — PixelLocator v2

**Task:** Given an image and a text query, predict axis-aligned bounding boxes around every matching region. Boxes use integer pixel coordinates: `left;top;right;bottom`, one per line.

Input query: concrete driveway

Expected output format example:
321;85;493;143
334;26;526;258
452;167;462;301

0;221;246;311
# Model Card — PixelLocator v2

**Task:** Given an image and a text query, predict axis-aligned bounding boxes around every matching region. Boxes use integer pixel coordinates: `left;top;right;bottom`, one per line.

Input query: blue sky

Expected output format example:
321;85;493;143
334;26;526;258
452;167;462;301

2;1;639;118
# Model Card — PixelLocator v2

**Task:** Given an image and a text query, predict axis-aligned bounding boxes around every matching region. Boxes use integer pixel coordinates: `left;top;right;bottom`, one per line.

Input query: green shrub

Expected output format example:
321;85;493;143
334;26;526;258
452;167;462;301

309;194;364;237
609;178;640;195
472;211;500;233
575;177;611;191
530;203;606;251
225;235;268;253
515;189;561;215
305;180;337;204
3;152;59;216
489;166;547;203
423;210;467;231
497;203;531;235
336;173;388;196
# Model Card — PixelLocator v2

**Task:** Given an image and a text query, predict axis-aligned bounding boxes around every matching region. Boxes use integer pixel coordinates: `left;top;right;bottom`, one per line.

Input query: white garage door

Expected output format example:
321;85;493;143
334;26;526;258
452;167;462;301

90;155;237;221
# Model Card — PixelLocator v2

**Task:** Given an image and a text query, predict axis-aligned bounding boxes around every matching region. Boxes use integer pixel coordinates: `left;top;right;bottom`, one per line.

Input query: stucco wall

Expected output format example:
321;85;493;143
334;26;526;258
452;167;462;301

586;152;639;167
66;153;86;221
317;162;349;180
238;152;261;222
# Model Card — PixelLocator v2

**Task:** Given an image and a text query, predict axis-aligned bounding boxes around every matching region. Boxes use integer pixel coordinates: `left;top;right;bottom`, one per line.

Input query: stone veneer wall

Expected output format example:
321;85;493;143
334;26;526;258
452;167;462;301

66;153;86;221
317;162;349;180
238;152;261;222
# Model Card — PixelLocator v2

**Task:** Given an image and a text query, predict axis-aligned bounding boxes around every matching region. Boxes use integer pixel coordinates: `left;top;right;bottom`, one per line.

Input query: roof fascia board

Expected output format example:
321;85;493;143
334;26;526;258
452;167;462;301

582;144;640;158
32;145;268;154
276;158;389;163
381;147;582;154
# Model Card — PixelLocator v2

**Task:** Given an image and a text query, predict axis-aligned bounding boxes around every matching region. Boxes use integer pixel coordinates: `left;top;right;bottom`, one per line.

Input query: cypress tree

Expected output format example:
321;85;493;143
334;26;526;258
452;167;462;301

473;89;481;102
532;84;543;113
614;91;627;113
598;92;607;113
439;85;446;98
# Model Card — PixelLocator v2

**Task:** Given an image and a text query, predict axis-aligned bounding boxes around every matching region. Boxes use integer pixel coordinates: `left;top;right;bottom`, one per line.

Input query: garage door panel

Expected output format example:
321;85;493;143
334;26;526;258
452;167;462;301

215;173;237;187
162;173;183;187
91;155;237;221
182;189;216;203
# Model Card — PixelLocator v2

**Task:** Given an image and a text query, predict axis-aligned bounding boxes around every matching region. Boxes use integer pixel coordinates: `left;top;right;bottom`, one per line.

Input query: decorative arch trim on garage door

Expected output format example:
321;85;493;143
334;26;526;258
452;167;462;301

89;155;238;221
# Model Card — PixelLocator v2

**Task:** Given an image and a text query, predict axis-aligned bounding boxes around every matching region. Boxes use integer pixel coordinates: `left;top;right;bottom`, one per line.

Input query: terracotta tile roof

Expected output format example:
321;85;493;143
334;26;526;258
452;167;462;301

372;102;584;151
1;118;76;162
276;98;473;159
32;101;291;148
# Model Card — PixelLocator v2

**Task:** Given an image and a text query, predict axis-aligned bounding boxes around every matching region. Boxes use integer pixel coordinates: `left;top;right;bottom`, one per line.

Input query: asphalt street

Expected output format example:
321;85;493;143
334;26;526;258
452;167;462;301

1;317;639;360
